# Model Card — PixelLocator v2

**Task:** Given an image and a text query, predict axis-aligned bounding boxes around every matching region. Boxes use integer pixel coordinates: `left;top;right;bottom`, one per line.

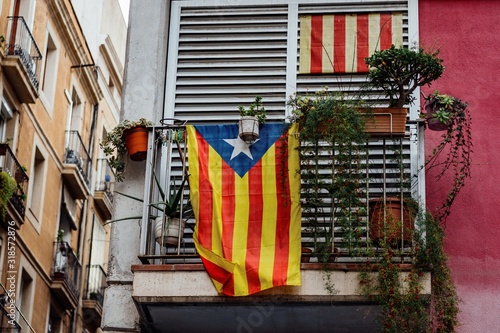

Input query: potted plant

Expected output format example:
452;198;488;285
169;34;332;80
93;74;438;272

100;118;154;182
238;96;267;143
107;175;192;248
152;178;192;247
364;45;445;136
288;89;370;259
368;197;415;247
423;90;468;131
0;170;17;219
15;165;28;184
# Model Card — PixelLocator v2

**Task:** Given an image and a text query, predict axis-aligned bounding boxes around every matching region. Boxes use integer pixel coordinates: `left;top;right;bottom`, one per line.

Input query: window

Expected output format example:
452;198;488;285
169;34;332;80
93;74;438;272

0;99;14;142
17;268;34;332
47;308;62;333
40;29;59;112
28;145;47;225
69;88;83;132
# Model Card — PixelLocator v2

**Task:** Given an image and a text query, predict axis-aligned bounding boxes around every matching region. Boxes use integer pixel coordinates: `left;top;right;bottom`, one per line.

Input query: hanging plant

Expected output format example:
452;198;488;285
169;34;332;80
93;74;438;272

100;118;155;182
423;92;472;222
238;96;267;143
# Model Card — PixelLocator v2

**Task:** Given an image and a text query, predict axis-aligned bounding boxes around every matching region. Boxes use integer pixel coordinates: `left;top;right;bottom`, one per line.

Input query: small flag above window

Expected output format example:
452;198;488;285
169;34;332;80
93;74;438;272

299;13;403;74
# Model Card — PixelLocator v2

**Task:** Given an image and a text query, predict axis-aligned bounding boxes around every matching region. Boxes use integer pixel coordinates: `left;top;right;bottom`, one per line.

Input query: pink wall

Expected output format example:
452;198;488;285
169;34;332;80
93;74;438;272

420;1;500;331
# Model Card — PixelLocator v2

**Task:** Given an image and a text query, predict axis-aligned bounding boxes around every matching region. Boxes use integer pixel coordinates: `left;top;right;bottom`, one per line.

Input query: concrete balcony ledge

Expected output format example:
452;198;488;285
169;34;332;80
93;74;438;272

131;264;431;302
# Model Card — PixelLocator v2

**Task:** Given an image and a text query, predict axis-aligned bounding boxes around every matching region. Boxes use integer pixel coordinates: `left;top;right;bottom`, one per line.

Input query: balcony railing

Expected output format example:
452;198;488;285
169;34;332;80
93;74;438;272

95;158;115;202
0;143;28;220
5;16;42;90
137;121;425;265
0;294;21;332
52;241;82;299
64;130;92;186
84;265;107;306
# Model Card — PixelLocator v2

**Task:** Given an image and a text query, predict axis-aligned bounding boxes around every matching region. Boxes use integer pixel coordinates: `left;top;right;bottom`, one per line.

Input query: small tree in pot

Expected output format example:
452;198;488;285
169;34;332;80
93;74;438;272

365;44;445;108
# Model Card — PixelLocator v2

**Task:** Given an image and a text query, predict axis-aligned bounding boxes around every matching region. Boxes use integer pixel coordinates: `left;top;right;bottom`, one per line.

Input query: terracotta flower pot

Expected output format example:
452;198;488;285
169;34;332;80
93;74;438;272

369;197;414;246
301;247;313;263
122;126;149;161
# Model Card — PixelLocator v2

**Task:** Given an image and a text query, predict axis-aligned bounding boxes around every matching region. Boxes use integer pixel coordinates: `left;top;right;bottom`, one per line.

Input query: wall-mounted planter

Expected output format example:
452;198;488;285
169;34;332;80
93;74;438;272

425;100;449;131
122;126;149;161
238;116;260;143
363;107;408;137
369;197;414;246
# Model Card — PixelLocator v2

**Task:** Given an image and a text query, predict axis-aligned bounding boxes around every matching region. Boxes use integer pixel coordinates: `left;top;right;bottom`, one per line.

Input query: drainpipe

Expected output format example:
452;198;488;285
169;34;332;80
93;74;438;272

64;89;73;150
88;103;98;158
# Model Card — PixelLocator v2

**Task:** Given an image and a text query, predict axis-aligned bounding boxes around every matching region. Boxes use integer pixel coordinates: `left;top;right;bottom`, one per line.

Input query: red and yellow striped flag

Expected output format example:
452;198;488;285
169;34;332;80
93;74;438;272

299;13;403;74
187;123;301;296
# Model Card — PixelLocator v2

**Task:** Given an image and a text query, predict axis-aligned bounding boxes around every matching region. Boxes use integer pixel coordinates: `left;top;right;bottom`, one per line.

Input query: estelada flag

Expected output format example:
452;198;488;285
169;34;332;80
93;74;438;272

299;13;403;74
187;123;301;296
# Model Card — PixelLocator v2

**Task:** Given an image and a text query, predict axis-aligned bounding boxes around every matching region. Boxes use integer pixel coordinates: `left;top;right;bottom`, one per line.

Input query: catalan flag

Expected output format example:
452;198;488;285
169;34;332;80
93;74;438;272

299;13;403;74
187;123;301;296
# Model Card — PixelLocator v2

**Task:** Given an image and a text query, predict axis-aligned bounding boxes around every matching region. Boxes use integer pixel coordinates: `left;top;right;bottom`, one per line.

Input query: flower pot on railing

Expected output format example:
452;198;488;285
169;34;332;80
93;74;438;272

369;197;414;246
154;216;186;246
122;126;149;161
238;116;260;143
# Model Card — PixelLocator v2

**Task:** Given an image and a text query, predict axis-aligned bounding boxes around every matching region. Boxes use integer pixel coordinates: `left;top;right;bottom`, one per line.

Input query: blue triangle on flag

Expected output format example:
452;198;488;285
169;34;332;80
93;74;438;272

194;123;289;177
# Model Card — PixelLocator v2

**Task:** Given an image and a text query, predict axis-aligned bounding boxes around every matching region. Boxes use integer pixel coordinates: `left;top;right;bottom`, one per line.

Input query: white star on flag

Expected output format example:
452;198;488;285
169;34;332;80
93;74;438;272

224;137;258;160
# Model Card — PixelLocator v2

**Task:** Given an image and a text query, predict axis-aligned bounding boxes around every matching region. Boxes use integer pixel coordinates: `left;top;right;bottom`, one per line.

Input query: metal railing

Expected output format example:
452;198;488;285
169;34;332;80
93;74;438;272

95;158;115;202
0;143;29;219
136;121;425;265
84;265;107;306
52;241;82;299
5;16;42;90
64;130;92;186
0;294;21;332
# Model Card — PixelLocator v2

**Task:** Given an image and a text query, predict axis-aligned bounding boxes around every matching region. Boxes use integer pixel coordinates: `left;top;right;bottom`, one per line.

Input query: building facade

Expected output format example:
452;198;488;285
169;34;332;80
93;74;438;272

0;0;125;332
102;0;497;332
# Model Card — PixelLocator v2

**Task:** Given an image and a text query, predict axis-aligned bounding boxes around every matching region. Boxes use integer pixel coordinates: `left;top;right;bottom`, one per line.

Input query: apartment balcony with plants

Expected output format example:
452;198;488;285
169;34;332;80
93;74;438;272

1;16;42;104
93;158;115;220
105;1;471;332
0;143;29;228
82;264;107;331
62;130;92;200
50;241;82;311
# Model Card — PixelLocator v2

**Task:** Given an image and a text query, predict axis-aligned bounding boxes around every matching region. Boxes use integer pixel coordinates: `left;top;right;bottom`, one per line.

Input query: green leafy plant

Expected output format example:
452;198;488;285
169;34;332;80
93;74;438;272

100;118;154;182
106;169;192;225
365;45;444;107
238;96;267;124
423;90;467;124
359;211;460;333
0;171;17;219
288;88;370;260
423;92;472;222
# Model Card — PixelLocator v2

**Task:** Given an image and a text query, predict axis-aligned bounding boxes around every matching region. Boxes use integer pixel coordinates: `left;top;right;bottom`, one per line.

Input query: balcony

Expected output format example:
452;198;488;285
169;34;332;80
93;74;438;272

62;131;91;199
0;143;29;226
127;122;431;332
0;295;21;333
82;265;107;331
50;242;82;310
93;158;115;220
2;16;42;104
